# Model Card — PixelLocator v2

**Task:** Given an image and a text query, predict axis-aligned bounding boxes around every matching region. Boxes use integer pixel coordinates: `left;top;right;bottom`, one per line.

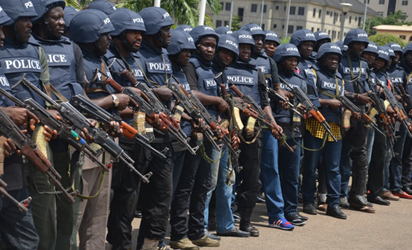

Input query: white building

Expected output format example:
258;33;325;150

360;0;412;22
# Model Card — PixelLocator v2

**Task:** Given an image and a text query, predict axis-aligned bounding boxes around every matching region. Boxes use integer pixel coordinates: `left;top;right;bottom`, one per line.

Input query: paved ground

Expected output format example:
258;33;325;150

127;198;412;250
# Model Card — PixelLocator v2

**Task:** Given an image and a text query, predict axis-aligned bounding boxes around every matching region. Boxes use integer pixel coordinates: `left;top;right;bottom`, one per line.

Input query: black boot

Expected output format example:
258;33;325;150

239;208;259;237
349;166;375;213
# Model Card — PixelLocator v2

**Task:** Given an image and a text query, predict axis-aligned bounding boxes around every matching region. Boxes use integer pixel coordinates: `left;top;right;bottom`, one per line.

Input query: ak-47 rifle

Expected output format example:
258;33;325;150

378;79;412;138
216;73;295;152
95;69;199;155
360;73;397;157
0;178;31;212
0;87;110;171
18;77;151;184
337;95;385;136
71;94;168;159
393;84;412;116
172;79;241;167
279;75;337;142
0;108;75;202
266;86;303;118
168;78;221;152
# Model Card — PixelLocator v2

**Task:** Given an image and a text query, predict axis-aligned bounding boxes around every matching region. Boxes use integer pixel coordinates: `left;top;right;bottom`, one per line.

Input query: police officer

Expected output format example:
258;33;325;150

214;26;232;35
400;43;412;195
87;0;117;16
269;43;305;230
338;28;374;213
313;31;331;54
263;30;280;58
225;30;281;234
30;0;86;249
70;9;129;249
0;6;40;249
137;7;175;250
0;1;59;248
301;43;347;219
104;8;147;250
174;24;193;33
169;25;221;248
62;6;78;38
206;34;247;238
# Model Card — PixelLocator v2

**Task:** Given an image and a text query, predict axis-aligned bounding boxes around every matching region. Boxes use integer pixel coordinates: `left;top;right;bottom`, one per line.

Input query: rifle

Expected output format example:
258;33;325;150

337;95;385;136
71;94;168;159
95;69;199;155
173;80;241;161
378;80;412;138
168;79;221;152
393;84;412;116
266;86;303;118
217;74;295;152
0;108;75;202
0;178;31;212
0;87;110;171
279;76;337;142
18;78;151;184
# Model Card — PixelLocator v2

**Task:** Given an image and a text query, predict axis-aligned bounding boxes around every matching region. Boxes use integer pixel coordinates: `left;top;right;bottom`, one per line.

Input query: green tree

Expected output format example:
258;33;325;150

65;0;93;9
365;10;412;35
368;33;406;47
280;36;290;44
230;15;241;31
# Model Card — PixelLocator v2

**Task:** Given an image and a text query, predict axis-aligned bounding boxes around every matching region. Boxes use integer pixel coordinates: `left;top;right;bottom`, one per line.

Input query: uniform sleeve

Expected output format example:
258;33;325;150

182;63;199;91
258;70;270;107
39;46;50;86
269;57;280;83
73;43;86;88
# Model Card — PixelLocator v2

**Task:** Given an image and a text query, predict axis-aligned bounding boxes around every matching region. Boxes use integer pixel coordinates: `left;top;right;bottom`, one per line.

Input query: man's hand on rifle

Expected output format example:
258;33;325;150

278;90;293;110
217;98;230;115
115;93;131;111
3;138;20;157
102;121;123;138
350;111;361;121
270;120;283;140
231;131;240;149
358;92;374;105
2;106;39;129
153;85;173;102
327;99;342;110
297;104;307;116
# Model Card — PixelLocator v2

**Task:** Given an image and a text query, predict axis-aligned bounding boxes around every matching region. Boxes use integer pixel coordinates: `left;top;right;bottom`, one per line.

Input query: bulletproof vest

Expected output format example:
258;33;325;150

403;64;412;95
368;70;378;92
172;64;192;136
275;72;306;124
190;56;218;118
0;66;14;107
386;65;404;87
138;41;172;88
297;59;320;107
0;38;45;107
339;54;369;94
225;59;261;106
375;71;388;88
254;52;272;86
37;36;83;100
315;67;344;124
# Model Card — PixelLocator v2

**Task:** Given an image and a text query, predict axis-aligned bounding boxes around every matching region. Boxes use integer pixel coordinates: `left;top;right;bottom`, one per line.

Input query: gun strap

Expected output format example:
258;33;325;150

49;84;69;102
238;122;262;145
200;143;225;164
75;169;106;200
316;76;341;99
347;53;362;93
294;129;328;151
0;136;6;176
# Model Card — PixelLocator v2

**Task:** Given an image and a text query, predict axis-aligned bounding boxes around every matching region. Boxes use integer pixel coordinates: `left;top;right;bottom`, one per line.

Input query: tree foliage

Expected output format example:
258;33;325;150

230;15;242;31
368;33;406;47
366;10;412;35
280;37;291;44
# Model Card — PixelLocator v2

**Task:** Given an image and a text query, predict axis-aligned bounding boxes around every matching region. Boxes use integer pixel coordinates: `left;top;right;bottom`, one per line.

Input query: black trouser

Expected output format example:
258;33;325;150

170;141;213;241
402;136;412;189
107;142;140;250
345;120;369;199
137;141;174;241
237;133;262;209
367;128;387;197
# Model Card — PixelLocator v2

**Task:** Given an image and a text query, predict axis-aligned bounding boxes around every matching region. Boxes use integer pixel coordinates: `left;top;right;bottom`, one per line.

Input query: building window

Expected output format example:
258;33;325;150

330;11;333;17
349;15;352;23
224;20;229;26
328;30;331;35
216;20;222;27
225;2;231;11
298;7;305;15
238;8;244;21
332;30;336;40
273;24;277;28
290;6;296;15
319;9;322;18
311;27;314;32
402;0;408;5
377;11;384;16
317;28;320;31
276;5;279;10
379;0;385;4
313;8;316;18
400;35;406;39
355;16;358;21
251;4;258;12
297;25;303;30
220;2;223;9
334;12;338;23
358;17;362;26
263;4;267;13
262;24;265;30
282;25;285;29
326;11;330;15
288;25;294;34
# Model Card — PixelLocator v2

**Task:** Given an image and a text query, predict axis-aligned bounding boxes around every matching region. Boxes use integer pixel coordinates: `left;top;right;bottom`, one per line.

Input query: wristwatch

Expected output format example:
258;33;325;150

111;94;119;107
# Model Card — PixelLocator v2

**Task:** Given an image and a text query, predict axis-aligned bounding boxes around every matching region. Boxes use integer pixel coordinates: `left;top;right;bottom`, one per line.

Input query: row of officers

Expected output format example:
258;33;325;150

0;1;412;250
